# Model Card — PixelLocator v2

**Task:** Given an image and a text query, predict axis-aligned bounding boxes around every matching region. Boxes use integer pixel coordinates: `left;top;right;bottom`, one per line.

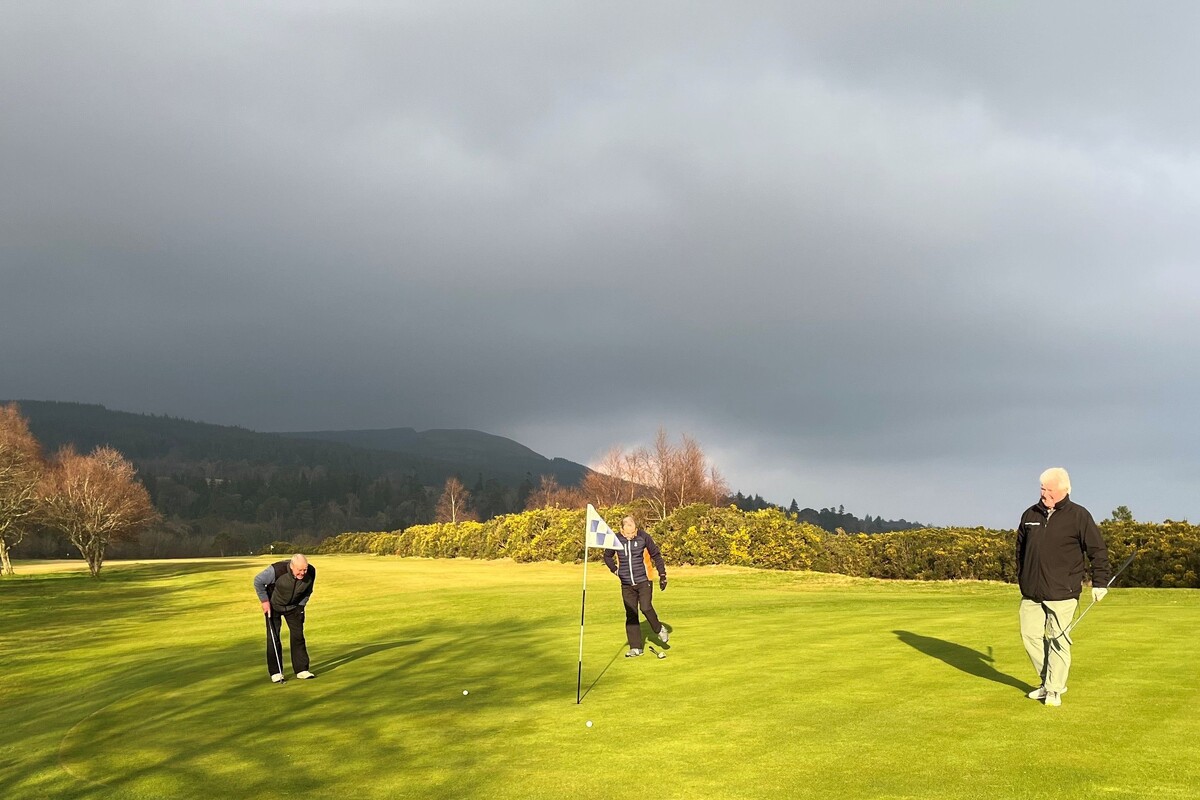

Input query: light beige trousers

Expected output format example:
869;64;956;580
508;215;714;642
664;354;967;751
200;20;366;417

1019;597;1078;693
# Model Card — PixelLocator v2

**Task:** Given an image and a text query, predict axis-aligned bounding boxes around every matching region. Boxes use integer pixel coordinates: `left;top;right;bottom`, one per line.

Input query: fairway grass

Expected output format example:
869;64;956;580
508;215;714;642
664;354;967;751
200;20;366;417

2;556;1198;799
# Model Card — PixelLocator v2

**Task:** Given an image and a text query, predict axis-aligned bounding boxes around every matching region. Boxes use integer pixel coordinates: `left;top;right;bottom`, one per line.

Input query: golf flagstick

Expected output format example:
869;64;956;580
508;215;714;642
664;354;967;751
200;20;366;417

1061;553;1137;639
578;505;624;704
577;542;588;704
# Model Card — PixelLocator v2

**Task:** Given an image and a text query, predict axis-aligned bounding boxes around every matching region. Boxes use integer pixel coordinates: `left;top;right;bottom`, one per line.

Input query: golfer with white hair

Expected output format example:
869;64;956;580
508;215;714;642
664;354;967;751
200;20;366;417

1016;468;1110;706
254;553;317;683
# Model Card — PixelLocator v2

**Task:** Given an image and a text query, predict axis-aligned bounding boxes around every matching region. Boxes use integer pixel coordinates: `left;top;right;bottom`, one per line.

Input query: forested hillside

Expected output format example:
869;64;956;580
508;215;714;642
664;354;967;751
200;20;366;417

11;401;589;556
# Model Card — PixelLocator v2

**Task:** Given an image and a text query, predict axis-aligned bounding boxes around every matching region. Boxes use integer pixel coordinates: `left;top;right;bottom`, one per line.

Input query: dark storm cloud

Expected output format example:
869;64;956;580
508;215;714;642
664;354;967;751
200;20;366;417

3;2;1198;526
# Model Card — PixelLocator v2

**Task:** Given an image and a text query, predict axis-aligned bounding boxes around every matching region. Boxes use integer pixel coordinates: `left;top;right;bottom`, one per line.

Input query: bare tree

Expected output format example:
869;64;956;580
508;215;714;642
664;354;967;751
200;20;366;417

638;428;679;522
707;464;730;506
581;446;636;507
631;428;728;522
671;434;709;510
524;474;584;510
435;476;476;523
42;446;159;577
0;404;45;575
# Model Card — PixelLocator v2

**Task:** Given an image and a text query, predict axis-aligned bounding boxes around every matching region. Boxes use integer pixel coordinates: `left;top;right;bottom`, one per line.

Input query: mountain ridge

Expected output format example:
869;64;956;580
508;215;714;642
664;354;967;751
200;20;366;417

8;400;590;488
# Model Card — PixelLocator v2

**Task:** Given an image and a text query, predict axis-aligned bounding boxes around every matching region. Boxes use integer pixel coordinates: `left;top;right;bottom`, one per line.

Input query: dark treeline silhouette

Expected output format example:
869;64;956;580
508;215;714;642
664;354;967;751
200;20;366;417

17;466;546;560
8;401;923;560
731;492;923;534
8;401;559;558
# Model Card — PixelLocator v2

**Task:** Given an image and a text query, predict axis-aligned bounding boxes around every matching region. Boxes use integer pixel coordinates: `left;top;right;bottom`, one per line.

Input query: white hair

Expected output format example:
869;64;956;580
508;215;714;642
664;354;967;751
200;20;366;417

1039;467;1071;493
290;553;308;566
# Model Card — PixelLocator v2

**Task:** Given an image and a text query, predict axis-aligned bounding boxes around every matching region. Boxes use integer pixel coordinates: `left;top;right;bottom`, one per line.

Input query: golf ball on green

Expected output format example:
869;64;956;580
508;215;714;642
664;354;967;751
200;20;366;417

463;690;469;695
586;721;593;727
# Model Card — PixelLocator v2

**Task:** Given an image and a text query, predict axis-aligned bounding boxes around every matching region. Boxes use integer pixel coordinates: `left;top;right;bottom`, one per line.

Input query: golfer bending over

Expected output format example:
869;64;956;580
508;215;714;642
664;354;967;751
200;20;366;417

254;553;317;683
603;515;669;658
1016;468;1110;707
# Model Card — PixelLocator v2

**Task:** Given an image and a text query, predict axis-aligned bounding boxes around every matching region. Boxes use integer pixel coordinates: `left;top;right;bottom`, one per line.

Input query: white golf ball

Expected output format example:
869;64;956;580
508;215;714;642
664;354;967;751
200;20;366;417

586;721;593;727
463;690;469;695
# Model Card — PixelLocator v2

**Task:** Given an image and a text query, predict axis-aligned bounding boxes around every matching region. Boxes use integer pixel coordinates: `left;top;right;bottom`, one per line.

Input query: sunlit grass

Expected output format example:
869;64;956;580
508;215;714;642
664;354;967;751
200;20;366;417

2;556;1198;799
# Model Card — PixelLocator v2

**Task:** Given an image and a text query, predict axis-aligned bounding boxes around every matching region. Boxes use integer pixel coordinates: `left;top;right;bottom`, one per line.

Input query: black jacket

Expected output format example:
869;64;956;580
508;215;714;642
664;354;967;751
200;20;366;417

1016;496;1110;602
603;531;666;586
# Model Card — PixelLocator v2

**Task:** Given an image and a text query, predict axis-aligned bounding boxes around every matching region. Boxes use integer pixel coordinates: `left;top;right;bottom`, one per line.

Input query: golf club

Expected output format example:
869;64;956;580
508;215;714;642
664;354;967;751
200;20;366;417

265;611;286;683
647;644;666;659
1055;552;1136;641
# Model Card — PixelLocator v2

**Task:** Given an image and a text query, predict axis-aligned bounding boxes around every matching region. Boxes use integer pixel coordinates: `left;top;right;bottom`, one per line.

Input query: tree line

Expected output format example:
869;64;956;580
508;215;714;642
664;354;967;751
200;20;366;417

729;494;923;533
3;401;920;568
319;503;1198;588
432;428;728;524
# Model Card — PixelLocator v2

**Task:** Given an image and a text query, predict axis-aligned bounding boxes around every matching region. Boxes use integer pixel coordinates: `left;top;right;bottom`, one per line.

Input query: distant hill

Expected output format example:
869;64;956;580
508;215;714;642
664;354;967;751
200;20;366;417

7;400;591;556
12;401;587;487
279;427;588;488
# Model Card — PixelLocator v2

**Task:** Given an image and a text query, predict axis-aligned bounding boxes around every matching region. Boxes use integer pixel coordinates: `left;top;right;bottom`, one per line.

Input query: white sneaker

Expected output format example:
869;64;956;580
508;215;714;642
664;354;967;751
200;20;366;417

625;648;643;658
658;627;670;644
1027;686;1046;700
271;673;285;683
296;670;315;679
1044;691;1061;707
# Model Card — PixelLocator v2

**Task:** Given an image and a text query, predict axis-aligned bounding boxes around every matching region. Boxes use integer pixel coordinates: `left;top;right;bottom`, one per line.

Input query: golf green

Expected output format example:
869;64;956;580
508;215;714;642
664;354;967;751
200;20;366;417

2;555;1197;799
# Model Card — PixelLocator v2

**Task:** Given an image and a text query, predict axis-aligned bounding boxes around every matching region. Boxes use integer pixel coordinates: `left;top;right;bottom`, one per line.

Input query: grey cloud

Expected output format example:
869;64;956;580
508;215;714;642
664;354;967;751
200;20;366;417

3;2;1199;527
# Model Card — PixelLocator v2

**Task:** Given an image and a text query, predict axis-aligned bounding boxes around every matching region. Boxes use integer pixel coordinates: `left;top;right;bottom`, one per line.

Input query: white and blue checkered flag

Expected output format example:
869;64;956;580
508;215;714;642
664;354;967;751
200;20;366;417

585;504;623;550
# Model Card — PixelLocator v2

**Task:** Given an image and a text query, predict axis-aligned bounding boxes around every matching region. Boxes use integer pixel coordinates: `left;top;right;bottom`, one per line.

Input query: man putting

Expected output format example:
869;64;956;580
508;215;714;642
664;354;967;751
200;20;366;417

1016;468;1110;707
254;553;317;683
603;515;669;658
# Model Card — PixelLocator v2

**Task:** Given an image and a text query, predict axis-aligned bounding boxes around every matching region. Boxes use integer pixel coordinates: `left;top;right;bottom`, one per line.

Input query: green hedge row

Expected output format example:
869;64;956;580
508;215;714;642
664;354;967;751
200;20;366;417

315;505;1200;588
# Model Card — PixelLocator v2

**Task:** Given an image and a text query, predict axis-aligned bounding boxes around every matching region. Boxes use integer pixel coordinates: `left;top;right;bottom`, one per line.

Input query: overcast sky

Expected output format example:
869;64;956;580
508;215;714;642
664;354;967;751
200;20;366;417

3;2;1198;527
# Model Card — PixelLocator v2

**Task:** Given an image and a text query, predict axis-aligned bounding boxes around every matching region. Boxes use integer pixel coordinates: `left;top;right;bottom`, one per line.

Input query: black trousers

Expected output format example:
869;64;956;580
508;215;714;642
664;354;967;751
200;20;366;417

621;581;662;649
266;607;310;675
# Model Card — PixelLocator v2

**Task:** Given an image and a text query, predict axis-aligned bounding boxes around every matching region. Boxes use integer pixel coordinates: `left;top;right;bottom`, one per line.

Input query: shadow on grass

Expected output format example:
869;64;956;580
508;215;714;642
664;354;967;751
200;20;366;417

893;630;1032;693
580;642;626;703
45;615;590;800
312;640;422;675
642;620;672;650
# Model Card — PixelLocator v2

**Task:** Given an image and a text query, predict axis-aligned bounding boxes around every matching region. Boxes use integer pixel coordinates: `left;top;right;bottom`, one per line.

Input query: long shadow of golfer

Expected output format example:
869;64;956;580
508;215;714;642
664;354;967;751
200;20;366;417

580;618;676;700
311;640;422;675
580;643;627;702
893;630;1032;694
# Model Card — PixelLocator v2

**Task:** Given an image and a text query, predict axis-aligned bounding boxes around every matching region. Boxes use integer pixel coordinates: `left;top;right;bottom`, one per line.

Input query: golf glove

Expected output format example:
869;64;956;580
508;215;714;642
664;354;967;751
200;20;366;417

1092;586;1108;602
659;576;667;591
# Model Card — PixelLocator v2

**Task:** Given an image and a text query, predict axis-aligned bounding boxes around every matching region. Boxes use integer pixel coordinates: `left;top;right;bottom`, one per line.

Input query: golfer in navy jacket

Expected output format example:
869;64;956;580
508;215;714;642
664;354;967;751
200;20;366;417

254;554;316;682
1016;468;1110;707
603;515;669;657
